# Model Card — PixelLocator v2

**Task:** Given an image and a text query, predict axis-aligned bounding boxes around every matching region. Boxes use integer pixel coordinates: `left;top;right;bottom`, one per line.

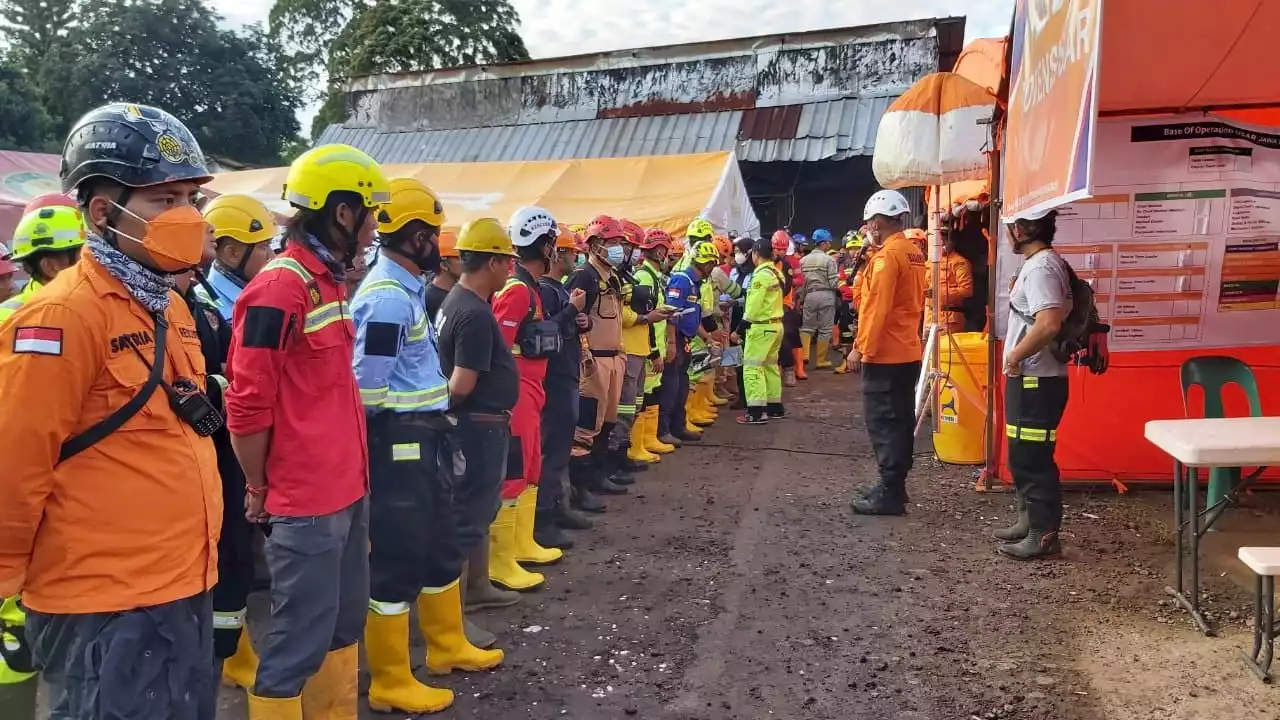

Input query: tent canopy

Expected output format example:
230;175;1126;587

1100;0;1280;119
204;152;761;240
952;37;1006;95
0;151;61;250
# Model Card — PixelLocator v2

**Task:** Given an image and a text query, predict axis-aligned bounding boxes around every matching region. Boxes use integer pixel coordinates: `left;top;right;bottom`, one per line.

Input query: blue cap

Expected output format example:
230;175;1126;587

813;228;833;243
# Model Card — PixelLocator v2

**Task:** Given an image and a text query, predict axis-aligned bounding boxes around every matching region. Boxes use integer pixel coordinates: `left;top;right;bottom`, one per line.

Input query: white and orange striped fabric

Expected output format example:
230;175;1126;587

872;72;996;189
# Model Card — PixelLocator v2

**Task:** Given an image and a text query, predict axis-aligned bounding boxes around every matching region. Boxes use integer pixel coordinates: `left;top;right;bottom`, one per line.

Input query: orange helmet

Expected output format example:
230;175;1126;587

712;234;732;258
771;230;790;253
438;230;458;258
585;215;625;243
556;224;581;250
670;238;686;257
640;227;673;250
619;219;645;246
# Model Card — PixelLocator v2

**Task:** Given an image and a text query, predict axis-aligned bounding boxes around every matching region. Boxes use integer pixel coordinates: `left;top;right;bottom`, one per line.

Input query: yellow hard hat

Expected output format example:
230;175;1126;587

686;217;714;240
283;144;390;211
568;223;586;235
204;193;275;245
11;205;86;261
693;241;720;265
377;177;446;234
455;218;516;257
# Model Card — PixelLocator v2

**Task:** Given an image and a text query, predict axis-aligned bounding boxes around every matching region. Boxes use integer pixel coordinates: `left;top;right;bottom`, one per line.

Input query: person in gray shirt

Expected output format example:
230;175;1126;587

995;207;1073;560
798;230;840;370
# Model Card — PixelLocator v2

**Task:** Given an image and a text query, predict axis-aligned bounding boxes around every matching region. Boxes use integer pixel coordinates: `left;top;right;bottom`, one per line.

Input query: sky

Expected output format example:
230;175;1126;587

208;0;1015;128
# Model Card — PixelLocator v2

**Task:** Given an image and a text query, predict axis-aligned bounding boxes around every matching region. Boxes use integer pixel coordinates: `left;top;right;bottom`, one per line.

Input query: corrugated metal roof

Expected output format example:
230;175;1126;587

318;96;893;165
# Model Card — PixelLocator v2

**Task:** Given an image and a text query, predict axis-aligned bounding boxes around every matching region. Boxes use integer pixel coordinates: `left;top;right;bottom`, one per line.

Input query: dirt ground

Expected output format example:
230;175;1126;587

204;372;1280;719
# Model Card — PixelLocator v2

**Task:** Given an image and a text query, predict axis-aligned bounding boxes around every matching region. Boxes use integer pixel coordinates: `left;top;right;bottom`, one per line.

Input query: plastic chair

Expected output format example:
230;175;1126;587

1180;356;1263;509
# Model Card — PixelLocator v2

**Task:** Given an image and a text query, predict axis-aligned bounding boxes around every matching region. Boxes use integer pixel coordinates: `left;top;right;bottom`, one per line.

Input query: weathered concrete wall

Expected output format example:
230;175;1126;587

343;22;940;133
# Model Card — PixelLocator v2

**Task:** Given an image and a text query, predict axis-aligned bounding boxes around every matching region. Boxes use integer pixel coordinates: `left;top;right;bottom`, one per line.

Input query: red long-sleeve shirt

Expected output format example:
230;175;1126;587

492;265;549;385
225;243;368;517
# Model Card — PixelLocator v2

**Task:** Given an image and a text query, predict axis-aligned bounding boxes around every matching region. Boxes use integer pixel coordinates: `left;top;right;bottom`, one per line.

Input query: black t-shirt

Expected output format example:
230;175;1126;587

437;284;520;414
424;276;451;323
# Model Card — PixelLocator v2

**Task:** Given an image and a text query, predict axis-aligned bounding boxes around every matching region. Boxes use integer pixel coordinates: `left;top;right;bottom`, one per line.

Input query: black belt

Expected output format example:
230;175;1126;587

371;410;454;432
455;410;511;424
942;305;966;312
590;349;620;358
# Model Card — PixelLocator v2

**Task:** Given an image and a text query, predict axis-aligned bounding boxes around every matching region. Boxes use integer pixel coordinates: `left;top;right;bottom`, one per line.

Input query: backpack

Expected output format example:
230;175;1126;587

1010;256;1111;374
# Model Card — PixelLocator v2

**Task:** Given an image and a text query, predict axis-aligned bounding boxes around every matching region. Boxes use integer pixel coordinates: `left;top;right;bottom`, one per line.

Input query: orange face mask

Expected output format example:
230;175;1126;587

111;203;210;273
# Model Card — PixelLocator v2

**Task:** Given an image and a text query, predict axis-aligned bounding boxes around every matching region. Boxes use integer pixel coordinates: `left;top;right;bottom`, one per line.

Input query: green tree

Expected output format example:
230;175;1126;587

0;59;55;151
56;0;303;166
0;0;78;76
271;0;530;138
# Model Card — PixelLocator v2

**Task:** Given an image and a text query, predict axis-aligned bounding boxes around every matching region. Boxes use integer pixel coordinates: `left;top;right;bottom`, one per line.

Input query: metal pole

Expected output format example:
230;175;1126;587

983;144;1002;491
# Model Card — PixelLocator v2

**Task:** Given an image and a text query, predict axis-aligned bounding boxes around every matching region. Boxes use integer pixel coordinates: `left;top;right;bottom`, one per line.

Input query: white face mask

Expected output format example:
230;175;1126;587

734;251;747;265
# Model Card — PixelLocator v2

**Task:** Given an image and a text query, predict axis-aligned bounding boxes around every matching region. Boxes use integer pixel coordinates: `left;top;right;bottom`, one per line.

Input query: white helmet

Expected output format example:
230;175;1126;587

862;189;911;221
507;206;558;247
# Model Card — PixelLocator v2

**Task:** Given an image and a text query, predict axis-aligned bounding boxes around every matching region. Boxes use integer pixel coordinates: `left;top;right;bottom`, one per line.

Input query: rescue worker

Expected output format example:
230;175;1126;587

727;235;756;407
737;237;786;424
424;230;457;321
925;228;974;334
226;144;385;715
0;254;14;304
0;594;36;717
675;217;715;272
566;216;632;507
490;207;569;590
434;219;527;620
200;193;276;694
0;102;221;717
352;179;502;716
535;226;594;542
658;242;720;444
0;204;85;324
997;208;1072;560
633;228;678;455
198;194;277;321
846;190;927;517
614;219;672;468
778;231;805;385
693;235;743;423
799;227;840;372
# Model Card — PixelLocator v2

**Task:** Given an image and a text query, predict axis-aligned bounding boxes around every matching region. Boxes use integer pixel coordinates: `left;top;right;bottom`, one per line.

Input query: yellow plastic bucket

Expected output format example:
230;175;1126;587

933;332;989;465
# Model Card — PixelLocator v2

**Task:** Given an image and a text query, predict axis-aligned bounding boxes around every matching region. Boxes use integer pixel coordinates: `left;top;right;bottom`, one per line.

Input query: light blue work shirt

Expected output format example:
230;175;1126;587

350;258;449;413
195;264;246;321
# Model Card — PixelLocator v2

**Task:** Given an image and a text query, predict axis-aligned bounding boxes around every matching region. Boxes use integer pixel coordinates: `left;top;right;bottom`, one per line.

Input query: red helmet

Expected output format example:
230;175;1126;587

619;218;645;246
23;192;76;214
771;229;790;253
640;228;673;250
585;215;625;243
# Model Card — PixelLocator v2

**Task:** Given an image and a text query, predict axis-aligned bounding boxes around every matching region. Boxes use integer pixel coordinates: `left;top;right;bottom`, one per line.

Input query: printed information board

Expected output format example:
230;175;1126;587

996;116;1280;350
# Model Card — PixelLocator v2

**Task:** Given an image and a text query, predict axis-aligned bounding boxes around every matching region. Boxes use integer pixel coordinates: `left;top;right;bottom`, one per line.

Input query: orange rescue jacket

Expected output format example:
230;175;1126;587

855;233;927;364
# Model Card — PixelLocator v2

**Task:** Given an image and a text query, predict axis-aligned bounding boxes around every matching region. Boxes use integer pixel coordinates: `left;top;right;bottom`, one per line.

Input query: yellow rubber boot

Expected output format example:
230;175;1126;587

815;338;833;369
247;693;303;720
513;487;563;566
687;393;714;427
221;629;259;690
799;333;812;369
698;380;720;416
300;644;358;720
365;610;454;714
418;582;505;675
644;408;676;454
488;503;545;591
628;413;660;463
793;348;808;380
710;374;729;406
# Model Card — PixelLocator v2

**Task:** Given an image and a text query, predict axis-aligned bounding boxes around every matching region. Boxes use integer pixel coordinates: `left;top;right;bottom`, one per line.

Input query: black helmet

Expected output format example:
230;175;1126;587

60;103;212;194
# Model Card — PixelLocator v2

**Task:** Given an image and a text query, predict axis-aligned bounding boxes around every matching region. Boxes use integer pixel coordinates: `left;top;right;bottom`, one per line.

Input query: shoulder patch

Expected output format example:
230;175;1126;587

364;321;403;357
241;306;287;350
307;282;323;307
13;326;62;355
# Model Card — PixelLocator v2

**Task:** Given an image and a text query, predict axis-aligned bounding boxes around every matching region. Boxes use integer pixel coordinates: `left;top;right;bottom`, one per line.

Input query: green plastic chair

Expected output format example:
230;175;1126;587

1180;356;1263;509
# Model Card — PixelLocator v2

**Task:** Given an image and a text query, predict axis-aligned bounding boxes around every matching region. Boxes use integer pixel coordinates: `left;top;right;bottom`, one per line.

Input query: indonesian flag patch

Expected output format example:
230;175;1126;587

13;326;63;355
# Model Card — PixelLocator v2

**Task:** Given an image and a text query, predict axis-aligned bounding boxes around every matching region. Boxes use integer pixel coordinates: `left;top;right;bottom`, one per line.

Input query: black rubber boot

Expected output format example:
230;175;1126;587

534;511;574;550
671;427;701;443
766;402;787;419
992;493;1029;541
556;506;594;530
569;458;607;513
592;444;629;493
853;481;910;504
608;450;638;485
594;473;630;495
850;483;907;516
616;446;649;473
997;529;1061;560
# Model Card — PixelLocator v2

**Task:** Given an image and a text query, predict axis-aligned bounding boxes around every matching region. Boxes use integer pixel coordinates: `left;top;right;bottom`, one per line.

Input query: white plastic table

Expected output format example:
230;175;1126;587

1145;417;1280;635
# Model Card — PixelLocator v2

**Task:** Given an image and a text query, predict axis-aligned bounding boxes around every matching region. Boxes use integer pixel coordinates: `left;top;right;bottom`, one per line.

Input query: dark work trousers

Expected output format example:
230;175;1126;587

539;374;579;513
368;412;461;602
656;340;692;437
780;307;802;369
1004;375;1070;531
28;592;216;720
450;415;511;557
254;498;369;698
861;361;922;497
213;440;255;660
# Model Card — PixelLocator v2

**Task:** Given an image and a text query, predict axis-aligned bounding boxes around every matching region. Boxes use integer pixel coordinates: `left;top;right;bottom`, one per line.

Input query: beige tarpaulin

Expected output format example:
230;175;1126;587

204;151;760;239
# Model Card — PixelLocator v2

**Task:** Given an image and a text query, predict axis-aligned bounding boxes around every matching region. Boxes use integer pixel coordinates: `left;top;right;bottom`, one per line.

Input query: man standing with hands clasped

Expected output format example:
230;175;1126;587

995;208;1072;560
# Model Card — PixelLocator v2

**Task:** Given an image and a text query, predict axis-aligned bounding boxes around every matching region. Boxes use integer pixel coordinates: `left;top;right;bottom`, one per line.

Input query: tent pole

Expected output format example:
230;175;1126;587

983;146;1002;492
